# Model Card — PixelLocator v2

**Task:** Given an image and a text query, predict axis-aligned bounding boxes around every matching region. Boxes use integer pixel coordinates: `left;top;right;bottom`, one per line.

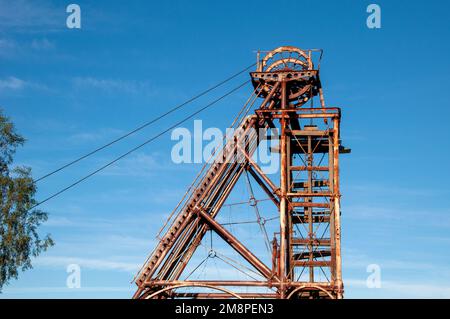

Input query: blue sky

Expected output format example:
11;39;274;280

1;0;450;298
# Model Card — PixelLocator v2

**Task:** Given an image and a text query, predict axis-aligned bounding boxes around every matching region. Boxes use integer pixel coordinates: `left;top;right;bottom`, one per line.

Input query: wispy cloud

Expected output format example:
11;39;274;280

68;127;124;144
0;37;56;60
382;281;450;298
344;204;450;229
343;205;402;220
0;76;49;92
344;251;442;272
35;256;140;273
99;152;189;177
0;38;17;57
101;153;159;177
72;77;158;96
31;38;55;50
45;216;74;227
0;77;25;90
347;183;450;197
3;286;133;295
345;278;450;298
0;0;61;31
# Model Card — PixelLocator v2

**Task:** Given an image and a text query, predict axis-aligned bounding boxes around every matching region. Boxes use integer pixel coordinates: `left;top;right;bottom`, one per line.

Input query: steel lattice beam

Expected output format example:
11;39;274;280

133;46;349;299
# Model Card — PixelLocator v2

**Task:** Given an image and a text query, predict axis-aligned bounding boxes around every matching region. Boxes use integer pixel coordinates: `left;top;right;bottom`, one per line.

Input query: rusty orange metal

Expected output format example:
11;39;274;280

133;46;349;299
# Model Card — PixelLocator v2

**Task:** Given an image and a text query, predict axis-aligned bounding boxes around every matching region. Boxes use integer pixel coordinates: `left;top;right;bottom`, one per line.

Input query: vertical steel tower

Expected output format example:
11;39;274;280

133;46;349;299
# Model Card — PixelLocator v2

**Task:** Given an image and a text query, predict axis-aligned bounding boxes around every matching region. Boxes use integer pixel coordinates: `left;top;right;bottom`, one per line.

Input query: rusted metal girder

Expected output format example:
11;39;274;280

145;280;334;288
133;46;349;299
196;207;275;280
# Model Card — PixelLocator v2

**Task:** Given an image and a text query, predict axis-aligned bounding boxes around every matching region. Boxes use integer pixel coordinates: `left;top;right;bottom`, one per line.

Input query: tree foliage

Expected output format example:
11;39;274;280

0;110;53;291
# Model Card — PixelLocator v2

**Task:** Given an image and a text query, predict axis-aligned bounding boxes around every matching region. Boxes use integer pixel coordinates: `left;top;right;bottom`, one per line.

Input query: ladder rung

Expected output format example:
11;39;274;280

292;238;331;246
294;250;331;260
292;215;330;224
293;260;331;267
291;202;329;208
290;166;329;171
293;180;329;188
288;192;332;197
288;129;331;136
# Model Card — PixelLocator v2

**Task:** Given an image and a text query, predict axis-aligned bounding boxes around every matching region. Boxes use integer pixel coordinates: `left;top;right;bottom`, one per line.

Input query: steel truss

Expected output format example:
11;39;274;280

133;46;350;299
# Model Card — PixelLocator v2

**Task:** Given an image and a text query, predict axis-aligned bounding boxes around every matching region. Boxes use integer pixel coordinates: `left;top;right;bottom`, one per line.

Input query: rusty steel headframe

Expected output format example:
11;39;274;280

133;46;350;299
